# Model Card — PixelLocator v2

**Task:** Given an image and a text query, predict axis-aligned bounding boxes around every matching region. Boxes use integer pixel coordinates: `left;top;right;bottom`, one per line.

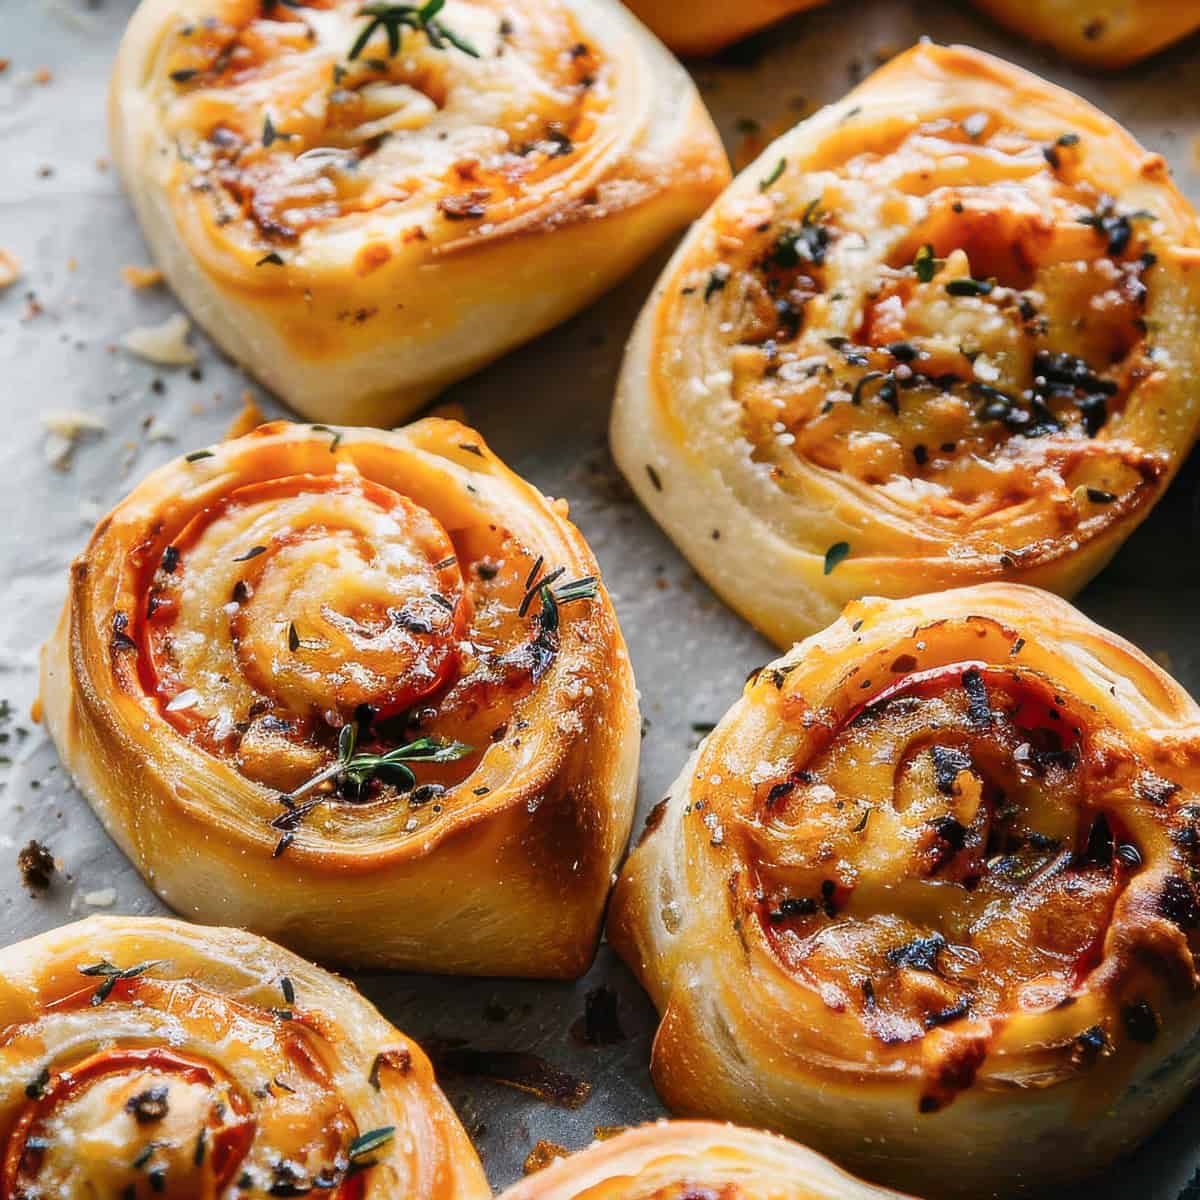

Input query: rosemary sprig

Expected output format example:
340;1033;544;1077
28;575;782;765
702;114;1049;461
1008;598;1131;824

348;0;479;62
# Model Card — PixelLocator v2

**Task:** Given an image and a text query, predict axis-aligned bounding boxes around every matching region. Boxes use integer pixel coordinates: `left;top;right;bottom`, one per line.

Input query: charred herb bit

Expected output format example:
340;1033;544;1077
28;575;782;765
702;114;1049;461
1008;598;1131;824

185;448;215;462
194;1127;208;1167
924;998;970;1029
768;896;818;922
703;266;729;302
913;243;937;283
311;423;343;452
233;545;267;563
457;441;484;457
262;114;295;148
280;976;296;1005
931;745;972;795
1079;812;1114;868
945;276;995;297
25;1067;50;1100
823;541;850;575
1032;349;1118;438
1079;200;1153;257
169;67;199;84
759;157;787;191
887;933;946;973
1122;1000;1159;1044
1158;875;1200;930
161;544;180;573
961;668;992;727
78;959;160;1006
368;1048;413;1090
127;1085;170;1124
17;839;56;892
1086;488;1117;504
256;252;285;267
768;198;830;268
287;622;301;652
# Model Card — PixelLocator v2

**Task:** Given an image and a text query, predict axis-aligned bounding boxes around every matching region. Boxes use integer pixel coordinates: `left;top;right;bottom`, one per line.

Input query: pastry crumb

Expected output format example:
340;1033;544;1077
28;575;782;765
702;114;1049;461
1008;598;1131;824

122;264;164;289
121;312;197;366
0;249;20;289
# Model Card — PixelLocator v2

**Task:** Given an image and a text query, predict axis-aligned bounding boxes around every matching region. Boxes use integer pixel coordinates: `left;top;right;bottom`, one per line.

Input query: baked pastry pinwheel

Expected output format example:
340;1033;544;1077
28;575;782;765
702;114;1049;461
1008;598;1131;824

971;1;1200;70
40;419;639;977
0;916;488;1200
611;42;1200;647
109;0;729;426
622;1;827;57
497;1122;911;1200
609;584;1200;1197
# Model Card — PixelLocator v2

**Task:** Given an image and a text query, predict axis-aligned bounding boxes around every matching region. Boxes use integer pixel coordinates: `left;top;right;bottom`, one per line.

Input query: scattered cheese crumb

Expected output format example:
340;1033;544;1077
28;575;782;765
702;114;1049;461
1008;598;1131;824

122;264;164;289
82;887;116;907
224;393;266;440
121;312;197;366
42;409;108;467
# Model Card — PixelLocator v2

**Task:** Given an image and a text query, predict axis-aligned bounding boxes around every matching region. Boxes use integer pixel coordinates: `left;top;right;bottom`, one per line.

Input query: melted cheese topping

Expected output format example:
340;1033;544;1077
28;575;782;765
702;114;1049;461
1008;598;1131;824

1;978;362;1200
130;456;585;832
150;0;609;268
668;107;1172;563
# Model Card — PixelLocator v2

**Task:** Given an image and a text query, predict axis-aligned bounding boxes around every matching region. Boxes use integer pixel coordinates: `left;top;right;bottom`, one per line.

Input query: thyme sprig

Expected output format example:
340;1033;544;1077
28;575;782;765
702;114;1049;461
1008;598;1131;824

270;723;473;851
348;0;479;62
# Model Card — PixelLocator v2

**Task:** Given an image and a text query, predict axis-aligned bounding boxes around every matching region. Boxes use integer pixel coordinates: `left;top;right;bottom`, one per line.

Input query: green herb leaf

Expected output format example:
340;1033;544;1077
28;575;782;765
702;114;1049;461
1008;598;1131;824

348;1126;395;1160
823;542;850;575
759;157;786;191
913;243;936;283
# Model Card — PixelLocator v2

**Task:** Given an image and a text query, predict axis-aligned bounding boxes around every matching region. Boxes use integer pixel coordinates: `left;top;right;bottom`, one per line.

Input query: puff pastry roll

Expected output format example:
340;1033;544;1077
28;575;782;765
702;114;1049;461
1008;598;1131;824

612;42;1200;647
622;2;827;57
40;419;639;977
0;916;487;1200
609;584;1200;1197
109;0;729;426
971;1;1200;70
498;1121;911;1200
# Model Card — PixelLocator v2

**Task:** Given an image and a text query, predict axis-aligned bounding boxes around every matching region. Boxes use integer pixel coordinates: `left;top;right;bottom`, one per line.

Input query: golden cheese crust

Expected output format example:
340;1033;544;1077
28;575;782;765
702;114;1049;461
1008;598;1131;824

622;1;828;57
608;584;1200;1198
611;42;1200;647
971;0;1200;69
109;0;730;424
496;1121;914;1200
39;419;640;976
0;916;488;1200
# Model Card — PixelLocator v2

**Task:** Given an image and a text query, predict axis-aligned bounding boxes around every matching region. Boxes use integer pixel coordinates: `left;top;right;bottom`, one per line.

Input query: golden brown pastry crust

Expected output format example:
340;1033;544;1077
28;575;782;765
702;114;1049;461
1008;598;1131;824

622;1;827;57
40;419;639;977
611;42;1200;648
609;584;1200;1197
0;916;488;1200
109;0;730;425
496;1121;913;1200
972;0;1200;69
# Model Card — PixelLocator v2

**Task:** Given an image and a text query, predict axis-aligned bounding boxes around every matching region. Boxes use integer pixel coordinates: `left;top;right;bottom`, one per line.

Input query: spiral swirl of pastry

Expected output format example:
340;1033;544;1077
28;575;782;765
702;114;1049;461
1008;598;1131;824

609;584;1200;1197
0;916;487;1200
971;0;1200;69
622;1;827;57
109;0;730;425
497;1121;913;1200
40;419;639;977
612;42;1200;647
